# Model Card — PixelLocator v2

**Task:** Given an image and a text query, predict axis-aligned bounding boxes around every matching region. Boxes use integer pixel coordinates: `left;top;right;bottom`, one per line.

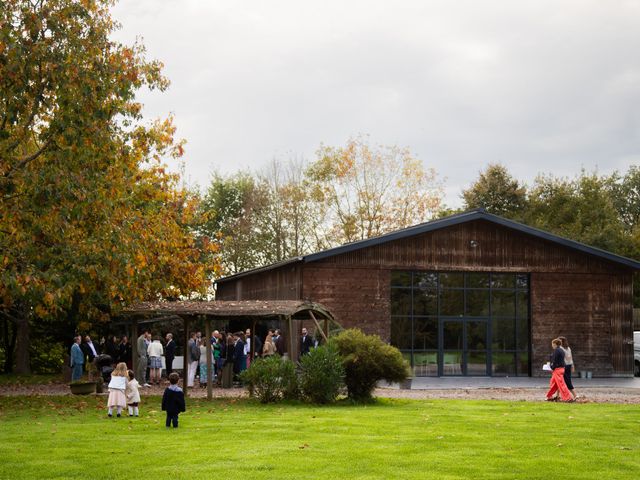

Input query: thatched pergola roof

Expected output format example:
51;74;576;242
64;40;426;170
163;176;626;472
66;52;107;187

122;299;334;320
119;299;338;400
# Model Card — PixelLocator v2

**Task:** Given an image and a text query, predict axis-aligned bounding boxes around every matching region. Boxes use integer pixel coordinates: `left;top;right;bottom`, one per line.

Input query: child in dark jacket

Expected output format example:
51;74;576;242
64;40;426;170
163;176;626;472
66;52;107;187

162;372;186;428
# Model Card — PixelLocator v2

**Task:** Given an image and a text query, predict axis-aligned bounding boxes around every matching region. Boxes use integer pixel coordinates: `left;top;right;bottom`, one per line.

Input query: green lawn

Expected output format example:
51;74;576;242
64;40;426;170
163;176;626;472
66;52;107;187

0;395;638;479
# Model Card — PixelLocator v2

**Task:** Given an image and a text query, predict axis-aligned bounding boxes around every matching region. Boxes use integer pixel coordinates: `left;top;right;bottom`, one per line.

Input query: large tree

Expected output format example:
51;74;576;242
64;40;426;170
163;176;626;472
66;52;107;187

307;136;444;245
198;172;271;275
257;157;325;261
461;163;528;218
525;172;627;254
0;0;215;373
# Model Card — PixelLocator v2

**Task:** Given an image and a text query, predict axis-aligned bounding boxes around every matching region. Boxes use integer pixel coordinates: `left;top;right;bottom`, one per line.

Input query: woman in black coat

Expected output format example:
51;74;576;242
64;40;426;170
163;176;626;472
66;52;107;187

233;332;247;376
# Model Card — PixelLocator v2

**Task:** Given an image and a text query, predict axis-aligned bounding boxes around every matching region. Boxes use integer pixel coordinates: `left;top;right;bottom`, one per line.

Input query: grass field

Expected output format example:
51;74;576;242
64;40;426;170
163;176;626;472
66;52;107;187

0;395;638;479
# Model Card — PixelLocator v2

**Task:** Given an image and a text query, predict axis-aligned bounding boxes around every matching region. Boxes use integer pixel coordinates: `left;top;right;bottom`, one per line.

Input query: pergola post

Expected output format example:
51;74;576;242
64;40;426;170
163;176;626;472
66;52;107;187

132;318;139;375
287;315;294;361
309;311;328;343
251;318;257;359
183;316;190;397
205;315;212;400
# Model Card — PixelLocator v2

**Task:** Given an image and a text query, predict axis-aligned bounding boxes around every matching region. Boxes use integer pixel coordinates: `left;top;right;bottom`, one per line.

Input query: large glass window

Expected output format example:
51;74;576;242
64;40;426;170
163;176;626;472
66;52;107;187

390;271;530;377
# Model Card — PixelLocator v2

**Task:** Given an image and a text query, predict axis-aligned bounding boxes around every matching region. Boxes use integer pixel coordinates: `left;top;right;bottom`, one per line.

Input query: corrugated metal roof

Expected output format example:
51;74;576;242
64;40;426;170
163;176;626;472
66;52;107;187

216;209;640;283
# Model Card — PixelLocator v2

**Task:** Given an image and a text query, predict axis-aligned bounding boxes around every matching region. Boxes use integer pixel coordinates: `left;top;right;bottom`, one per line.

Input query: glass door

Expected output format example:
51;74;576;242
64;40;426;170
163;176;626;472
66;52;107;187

442;320;463;375
466;320;488;376
441;319;488;376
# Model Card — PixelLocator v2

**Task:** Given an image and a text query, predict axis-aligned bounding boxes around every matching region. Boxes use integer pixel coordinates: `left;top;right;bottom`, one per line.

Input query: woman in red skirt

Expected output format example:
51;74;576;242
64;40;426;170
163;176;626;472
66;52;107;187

545;338;573;402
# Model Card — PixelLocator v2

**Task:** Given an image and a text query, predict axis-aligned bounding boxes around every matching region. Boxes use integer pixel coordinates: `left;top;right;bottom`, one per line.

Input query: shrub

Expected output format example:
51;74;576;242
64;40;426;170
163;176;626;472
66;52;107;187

29;338;65;374
299;345;345;404
330;328;409;402
240;355;298;403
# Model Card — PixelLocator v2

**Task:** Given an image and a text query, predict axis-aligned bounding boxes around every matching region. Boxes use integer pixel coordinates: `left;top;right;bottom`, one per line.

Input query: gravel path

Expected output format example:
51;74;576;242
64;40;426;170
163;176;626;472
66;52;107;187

2;382;639;403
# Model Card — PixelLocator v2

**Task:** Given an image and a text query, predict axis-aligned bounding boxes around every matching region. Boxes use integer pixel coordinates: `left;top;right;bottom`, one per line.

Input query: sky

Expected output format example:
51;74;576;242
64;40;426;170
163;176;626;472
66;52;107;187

111;0;640;208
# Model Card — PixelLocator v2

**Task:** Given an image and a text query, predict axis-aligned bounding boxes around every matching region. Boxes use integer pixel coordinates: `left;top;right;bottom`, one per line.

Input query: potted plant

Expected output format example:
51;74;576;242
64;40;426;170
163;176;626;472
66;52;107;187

69;379;97;395
70;369;98;395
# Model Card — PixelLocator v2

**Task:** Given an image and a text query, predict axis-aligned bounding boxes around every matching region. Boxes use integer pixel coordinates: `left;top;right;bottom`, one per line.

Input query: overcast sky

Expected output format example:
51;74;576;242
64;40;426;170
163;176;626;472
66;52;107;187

111;0;640;207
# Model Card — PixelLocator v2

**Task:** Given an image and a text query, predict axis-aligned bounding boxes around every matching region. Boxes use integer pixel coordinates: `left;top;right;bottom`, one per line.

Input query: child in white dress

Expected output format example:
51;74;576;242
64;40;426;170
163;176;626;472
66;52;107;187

125;370;141;417
107;362;128;417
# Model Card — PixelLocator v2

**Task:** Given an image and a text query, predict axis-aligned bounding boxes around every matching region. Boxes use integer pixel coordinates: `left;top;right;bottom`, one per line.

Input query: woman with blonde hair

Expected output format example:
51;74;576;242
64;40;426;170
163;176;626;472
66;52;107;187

107;362;129;417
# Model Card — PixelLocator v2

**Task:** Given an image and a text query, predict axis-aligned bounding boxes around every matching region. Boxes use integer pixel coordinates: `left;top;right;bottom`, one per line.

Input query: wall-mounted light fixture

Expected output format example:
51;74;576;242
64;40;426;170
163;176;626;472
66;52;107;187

469;240;479;248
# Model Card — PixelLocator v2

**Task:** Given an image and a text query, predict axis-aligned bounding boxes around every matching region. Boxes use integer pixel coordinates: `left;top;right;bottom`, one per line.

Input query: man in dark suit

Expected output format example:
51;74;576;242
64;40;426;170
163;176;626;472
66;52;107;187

165;332;176;376
300;327;314;358
274;329;286;356
81;335;100;364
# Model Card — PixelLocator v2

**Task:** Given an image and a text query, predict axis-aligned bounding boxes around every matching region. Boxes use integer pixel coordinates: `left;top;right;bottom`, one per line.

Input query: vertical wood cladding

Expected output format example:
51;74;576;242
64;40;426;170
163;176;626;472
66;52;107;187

302;266;391;340
611;274;634;374
216;264;302;301
320;220;625;274
531;273;611;376
216;219;636;375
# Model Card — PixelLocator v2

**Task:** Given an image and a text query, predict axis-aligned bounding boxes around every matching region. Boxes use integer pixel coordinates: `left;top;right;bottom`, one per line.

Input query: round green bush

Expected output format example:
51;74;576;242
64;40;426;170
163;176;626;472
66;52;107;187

330;328;409;401
299;345;345;404
239;355;297;403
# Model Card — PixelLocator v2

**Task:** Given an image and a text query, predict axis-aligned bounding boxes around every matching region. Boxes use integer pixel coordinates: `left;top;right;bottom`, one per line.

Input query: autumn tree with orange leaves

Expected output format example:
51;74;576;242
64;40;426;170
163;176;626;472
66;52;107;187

0;0;218;373
307;137;444;246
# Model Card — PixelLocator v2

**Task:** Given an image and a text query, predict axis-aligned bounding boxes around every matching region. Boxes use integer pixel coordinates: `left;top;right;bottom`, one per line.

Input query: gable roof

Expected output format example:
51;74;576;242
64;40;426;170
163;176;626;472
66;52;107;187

216;209;640;283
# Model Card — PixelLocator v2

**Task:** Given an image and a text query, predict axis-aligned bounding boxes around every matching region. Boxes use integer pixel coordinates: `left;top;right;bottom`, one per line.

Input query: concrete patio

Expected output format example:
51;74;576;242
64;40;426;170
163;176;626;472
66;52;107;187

387;376;640;390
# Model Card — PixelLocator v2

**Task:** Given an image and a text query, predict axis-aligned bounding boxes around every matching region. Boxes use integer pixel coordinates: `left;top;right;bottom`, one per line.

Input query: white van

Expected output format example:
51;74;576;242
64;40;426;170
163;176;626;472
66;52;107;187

635;331;640;376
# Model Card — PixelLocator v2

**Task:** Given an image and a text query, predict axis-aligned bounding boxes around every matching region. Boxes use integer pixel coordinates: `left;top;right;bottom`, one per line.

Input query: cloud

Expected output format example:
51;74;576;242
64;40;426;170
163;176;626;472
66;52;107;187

111;0;640;206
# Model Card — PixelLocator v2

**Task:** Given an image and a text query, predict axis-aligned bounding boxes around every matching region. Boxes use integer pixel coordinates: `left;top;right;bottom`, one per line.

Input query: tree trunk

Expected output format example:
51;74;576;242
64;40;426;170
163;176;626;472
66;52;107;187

14;315;31;374
2;316;16;373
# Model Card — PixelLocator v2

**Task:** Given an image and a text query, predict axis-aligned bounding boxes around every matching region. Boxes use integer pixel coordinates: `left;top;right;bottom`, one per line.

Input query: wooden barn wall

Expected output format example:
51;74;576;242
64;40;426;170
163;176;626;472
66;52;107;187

216;264;302;301
319;220;626;275
530;273;620;377
610;274;634;374
302;266;390;339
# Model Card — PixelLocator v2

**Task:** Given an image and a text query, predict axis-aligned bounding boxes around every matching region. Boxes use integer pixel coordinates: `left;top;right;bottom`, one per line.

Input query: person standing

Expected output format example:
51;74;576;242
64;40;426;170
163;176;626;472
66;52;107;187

126;370;141;417
545;338;573;402
300;327;314;358
143;332;151;385
81;335;100;364
162;372;186;428
187;332;200;388
212;331;221;379
165;333;176;376
136;330;150;387
104;335;119;364
274;329;285;356
107;362;128;418
198;339;212;388
221;334;235;388
244;328;262;369
233;332;247;379
147;335;164;385
558;336;577;400
119;336;132;369
70;335;84;381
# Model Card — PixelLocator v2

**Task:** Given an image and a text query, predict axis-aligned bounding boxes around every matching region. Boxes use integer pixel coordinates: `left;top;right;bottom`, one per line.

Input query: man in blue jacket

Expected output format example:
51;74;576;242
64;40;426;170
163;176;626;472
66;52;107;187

70;335;84;381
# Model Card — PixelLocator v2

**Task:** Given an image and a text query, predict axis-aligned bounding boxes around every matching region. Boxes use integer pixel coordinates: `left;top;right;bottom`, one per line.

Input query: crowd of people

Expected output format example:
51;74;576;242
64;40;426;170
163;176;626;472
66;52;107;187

187;328;293;388
71;326;317;387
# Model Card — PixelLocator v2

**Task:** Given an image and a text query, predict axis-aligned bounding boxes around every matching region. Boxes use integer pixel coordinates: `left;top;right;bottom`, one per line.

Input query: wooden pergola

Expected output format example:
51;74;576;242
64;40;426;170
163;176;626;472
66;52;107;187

121;300;337;399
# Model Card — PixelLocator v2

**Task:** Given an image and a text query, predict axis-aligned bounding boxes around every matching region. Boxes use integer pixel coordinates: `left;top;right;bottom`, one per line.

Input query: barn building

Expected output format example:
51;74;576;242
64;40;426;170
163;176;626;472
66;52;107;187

215;209;640;377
